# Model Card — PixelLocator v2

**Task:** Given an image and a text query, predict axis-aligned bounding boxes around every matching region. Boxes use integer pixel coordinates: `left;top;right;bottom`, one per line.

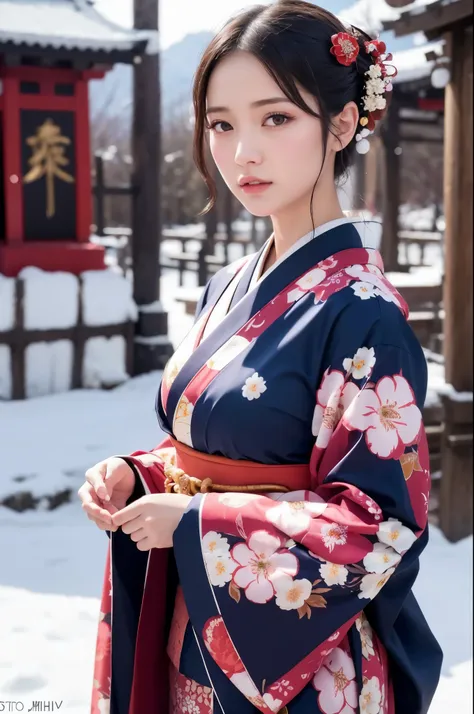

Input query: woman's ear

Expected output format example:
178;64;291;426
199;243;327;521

330;101;360;152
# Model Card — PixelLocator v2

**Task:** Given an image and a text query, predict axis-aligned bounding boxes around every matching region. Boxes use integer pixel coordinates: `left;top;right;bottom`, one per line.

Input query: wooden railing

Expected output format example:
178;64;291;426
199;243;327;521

0;278;134;400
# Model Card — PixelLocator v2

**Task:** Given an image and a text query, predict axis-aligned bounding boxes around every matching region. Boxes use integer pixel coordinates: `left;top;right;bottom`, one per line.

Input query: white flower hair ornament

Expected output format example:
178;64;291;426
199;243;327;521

330;32;398;155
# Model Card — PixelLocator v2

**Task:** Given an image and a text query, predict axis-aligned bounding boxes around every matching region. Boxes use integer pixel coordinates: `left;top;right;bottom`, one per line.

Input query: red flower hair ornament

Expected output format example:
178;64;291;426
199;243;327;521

329;33;398;153
330;32;360;66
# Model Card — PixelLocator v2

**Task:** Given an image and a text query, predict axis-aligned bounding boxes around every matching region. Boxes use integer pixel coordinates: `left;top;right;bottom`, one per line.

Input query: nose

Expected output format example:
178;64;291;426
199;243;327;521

234;139;263;167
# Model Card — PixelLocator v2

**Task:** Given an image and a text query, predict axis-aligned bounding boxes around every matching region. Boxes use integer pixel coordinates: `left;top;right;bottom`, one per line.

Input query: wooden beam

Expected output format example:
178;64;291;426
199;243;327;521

443;26;473;393
381;98;401;271
385;0;473;37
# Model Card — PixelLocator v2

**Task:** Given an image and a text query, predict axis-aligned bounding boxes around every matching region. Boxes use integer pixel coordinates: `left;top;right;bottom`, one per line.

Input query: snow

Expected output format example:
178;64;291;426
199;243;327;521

83;335;129;388
0;267;139;400
392;40;445;83
0;368;471;712
25;340;73;399
19;266;79;330
0;273;15;331
81;269;137;326
339;0;440;34
0;345;12;400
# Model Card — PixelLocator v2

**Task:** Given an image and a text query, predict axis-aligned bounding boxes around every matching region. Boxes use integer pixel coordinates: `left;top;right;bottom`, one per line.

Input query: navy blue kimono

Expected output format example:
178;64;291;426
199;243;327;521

93;219;442;714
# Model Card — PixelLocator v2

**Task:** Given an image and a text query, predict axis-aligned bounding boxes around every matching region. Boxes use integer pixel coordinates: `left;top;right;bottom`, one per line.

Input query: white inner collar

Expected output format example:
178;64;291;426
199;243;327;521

249;216;351;289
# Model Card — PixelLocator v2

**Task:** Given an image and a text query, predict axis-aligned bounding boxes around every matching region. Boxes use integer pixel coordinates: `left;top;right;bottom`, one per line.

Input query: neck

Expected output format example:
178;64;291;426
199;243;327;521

270;187;344;262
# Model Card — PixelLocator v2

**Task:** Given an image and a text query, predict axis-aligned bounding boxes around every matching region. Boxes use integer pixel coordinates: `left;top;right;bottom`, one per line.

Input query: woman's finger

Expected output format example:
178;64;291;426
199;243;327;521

136;537;152;551
130;528;147;543
120;517;143;535
82;499;114;524
85;464;109;502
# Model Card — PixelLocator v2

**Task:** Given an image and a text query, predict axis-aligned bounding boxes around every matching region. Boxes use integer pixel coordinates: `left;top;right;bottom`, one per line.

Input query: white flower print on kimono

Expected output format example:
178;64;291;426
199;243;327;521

346;265;400;307
202;532;237;587
359;568;395;600
356;614;375;660
242;372;267;400
377;518;417;554
359;676;383;714
343;347;376;380
174;396;194;446
343;374;422;458
320;561;349;586
363;542;401;574
231;530;298;604
351;281;380;301
97;698;110;714
266;496;327;536
274;575;313;611
218;493;261;508
312;369;360;448
287;265;327;302
313;647;358;714
321;523;348;553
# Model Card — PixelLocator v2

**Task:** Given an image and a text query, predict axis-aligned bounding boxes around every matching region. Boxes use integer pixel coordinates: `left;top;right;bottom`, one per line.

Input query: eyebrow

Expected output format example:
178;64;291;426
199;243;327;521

206;97;293;114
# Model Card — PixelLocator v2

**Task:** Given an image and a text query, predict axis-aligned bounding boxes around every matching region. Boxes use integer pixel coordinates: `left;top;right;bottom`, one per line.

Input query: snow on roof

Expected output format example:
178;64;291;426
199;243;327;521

393;39;445;82
337;1;444;83
338;0;440;34
0;0;159;57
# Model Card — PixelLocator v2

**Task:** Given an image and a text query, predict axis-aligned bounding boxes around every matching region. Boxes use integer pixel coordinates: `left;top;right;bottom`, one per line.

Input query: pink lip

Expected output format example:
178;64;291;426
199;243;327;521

240;182;272;194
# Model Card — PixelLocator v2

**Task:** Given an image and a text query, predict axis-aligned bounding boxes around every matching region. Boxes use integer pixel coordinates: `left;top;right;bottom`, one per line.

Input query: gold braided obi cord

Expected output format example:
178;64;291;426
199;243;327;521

161;436;312;496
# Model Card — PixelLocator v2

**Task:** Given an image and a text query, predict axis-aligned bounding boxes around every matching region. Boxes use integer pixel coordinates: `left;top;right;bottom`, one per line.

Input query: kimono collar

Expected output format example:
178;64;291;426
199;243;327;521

250;216;352;290
162;221;365;429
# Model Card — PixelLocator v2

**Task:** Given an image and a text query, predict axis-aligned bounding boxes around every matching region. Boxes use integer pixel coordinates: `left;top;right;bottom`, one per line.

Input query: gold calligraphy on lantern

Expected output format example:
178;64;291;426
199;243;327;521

23;118;75;218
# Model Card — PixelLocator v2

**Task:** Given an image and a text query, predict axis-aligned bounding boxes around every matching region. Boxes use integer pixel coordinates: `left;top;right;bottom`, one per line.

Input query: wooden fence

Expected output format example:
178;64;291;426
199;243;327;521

0;278;134;400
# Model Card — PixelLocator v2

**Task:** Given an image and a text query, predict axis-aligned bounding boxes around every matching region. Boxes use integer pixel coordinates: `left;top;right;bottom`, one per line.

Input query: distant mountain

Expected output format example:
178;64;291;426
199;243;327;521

89;31;213;122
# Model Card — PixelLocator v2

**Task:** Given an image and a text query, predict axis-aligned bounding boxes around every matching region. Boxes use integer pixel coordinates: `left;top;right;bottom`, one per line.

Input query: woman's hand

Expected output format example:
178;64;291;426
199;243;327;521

111;493;192;550
78;457;136;531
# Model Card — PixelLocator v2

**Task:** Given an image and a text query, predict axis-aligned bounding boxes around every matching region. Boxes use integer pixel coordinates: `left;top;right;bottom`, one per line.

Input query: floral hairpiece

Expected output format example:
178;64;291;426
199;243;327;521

330;32;398;153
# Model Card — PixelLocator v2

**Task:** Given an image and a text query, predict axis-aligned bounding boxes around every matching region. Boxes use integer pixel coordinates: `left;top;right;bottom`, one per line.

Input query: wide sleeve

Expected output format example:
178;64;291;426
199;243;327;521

171;336;432;713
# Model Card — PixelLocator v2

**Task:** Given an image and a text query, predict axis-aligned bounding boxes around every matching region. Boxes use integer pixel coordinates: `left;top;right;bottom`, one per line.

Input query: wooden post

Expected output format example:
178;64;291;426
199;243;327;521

11;278;25;400
443;26;473;393
201;205;217;286
438;25;473;543
439;395;473;542
132;0;173;371
223;186;233;265
352;151;366;210
94;154;105;237
72;275;85;389
381;97;402;271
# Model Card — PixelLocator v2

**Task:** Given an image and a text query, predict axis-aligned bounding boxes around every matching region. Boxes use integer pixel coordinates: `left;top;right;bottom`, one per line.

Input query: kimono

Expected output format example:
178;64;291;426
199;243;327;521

91;218;443;714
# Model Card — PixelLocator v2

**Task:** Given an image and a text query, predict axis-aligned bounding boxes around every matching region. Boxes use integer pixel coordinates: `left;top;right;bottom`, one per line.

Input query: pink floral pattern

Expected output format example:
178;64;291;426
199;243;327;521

313;647;358;713
231;530;298;603
343;375;422;458
312;369;360;448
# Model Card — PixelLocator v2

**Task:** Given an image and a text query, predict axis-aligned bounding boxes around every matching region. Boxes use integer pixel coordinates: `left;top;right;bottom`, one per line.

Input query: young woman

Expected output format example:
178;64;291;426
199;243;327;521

79;2;443;713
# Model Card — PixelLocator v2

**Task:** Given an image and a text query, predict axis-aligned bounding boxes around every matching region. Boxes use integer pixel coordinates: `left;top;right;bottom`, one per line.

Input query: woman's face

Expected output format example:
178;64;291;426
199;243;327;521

205;50;335;218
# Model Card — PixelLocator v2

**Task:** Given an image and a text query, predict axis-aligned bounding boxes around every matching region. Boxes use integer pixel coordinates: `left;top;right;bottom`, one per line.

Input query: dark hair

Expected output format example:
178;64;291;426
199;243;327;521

192;0;375;215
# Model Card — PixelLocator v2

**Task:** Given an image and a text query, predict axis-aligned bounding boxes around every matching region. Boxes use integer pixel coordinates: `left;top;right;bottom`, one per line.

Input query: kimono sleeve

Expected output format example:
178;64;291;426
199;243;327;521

171;339;432;713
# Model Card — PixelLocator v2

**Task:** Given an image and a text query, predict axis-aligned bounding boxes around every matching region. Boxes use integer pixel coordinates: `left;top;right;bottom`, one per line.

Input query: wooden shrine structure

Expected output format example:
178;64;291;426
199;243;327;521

385;0;473;541
0;0;173;375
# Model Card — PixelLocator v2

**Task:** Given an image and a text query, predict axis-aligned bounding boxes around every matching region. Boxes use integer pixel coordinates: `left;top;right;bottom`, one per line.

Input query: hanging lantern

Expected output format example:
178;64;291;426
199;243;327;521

431;64;451;89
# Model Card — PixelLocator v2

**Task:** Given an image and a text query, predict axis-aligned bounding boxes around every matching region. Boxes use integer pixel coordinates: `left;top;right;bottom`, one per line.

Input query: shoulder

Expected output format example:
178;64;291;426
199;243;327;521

325;283;423;360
